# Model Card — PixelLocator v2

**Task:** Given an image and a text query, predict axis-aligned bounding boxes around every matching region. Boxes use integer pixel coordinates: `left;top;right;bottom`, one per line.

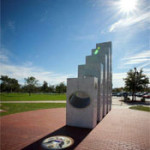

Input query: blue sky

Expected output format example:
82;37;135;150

1;0;150;87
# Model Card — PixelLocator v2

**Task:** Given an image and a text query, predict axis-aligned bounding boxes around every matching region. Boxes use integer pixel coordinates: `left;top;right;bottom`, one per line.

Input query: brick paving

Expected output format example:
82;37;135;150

75;109;150;150
0;108;150;150
0;108;66;150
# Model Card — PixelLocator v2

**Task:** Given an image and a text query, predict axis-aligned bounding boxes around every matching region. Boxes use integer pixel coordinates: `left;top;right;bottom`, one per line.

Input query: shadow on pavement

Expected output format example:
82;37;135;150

22;125;91;150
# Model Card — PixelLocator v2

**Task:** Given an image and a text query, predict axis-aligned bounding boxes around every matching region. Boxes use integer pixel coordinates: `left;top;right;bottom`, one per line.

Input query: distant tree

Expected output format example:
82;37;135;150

41;81;49;93
56;82;66;93
0;75;10;92
24;76;38;96
0;75;20;92
49;85;55;93
124;68;149;101
9;78;20;92
112;87;124;93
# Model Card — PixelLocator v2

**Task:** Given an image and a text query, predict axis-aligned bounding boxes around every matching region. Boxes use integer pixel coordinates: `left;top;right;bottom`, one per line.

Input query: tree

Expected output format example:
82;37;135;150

48;85;55;93
9;78;20;92
0;75;10;92
124;68;149;101
41;81;49;93
112;87;124;93
0;75;20;92
55;82;66;93
24;76;38;95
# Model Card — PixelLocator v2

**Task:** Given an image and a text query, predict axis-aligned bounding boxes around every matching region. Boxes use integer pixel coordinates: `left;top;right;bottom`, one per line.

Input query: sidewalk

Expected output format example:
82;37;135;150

75;109;150;150
0;108;150;150
0;100;66;103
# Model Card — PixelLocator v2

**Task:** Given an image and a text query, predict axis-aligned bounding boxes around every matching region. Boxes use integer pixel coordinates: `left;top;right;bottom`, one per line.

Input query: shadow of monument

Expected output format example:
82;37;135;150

22;125;91;150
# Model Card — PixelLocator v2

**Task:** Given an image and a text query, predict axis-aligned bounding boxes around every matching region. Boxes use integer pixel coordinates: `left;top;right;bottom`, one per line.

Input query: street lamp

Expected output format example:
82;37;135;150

134;67;139;101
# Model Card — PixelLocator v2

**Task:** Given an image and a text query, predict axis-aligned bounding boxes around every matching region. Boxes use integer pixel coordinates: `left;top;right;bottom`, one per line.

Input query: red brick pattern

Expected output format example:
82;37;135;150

75;109;150;150
0;108;150;150
0;108;66;150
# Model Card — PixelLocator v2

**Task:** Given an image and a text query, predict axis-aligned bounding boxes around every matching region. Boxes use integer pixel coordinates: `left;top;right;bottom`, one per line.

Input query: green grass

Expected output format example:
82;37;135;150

129;106;150;112
0;103;66;117
0;93;66;101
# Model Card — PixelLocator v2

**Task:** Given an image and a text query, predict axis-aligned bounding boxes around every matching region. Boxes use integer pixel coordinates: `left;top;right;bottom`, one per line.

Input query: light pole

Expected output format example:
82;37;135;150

134;67;139;101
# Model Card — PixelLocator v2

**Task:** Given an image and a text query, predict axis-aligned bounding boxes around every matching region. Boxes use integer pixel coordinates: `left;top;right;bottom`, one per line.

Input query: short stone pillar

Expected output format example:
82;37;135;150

66;77;98;129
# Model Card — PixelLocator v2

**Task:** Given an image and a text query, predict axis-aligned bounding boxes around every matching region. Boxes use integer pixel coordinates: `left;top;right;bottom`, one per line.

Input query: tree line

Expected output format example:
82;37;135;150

0;75;66;95
0;68;149;99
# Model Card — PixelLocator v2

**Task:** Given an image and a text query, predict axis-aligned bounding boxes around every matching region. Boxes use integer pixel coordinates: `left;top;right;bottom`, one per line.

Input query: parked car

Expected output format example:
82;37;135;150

133;92;148;97
112;92;118;96
128;92;132;96
138;93;144;97
116;92;128;97
139;92;147;97
143;93;150;99
116;92;122;97
135;92;142;97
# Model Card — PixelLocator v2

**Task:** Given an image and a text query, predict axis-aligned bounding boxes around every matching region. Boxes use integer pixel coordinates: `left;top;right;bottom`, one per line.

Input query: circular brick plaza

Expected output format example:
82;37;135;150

0;108;150;150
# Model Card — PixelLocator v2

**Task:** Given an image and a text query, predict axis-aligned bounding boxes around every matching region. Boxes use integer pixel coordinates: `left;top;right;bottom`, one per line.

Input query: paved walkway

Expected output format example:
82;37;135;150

75;109;150;150
0;100;66;103
0;108;150;150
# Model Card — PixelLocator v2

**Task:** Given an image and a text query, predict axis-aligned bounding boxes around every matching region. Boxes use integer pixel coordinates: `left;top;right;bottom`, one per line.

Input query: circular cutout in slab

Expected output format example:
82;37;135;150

41;135;74;150
69;91;90;108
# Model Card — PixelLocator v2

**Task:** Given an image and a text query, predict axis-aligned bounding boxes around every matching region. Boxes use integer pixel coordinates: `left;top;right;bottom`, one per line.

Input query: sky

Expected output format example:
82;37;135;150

1;0;150;87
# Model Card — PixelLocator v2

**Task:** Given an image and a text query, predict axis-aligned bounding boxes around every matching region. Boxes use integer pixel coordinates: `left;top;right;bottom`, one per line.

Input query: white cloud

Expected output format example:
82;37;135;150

113;72;126;88
0;62;74;85
115;50;150;87
0;52;8;62
144;68;150;74
0;47;148;88
0;47;12;62
109;11;150;32
122;50;150;65
138;62;150;69
0;50;127;88
124;58;150;65
0;51;74;85
123;50;150;60
113;71;150;88
109;19;124;32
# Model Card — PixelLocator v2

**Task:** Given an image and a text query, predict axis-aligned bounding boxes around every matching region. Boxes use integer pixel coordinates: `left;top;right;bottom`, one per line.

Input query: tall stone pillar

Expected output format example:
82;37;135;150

66;41;112;128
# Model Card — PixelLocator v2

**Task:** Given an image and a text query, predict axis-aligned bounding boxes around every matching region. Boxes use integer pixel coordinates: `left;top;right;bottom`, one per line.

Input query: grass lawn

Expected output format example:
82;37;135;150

129;106;150;112
0;103;66;117
0;93;66;101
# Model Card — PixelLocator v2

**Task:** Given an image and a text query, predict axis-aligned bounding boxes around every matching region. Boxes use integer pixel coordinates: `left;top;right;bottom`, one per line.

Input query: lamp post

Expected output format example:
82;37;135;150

133;67;139;101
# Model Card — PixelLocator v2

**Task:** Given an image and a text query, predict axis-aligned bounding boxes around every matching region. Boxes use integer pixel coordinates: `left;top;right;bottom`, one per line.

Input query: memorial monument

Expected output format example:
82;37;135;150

66;41;112;129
